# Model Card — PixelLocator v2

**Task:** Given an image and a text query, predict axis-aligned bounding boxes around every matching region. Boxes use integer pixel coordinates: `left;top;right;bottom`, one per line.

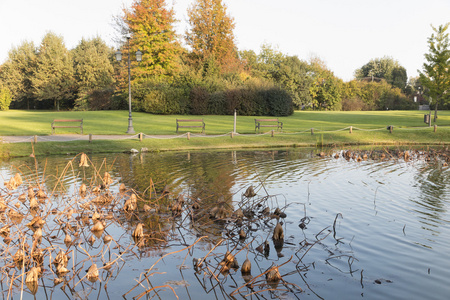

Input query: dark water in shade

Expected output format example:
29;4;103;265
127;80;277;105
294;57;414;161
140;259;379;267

0;148;449;299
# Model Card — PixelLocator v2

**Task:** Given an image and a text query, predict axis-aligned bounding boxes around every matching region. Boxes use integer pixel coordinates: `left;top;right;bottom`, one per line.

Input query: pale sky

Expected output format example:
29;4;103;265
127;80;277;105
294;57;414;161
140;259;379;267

0;0;449;81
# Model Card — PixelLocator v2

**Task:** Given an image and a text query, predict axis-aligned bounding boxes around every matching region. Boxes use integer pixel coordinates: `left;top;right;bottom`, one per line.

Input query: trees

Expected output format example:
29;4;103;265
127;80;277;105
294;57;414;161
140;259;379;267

309;58;343;111
120;0;182;78
72;37;115;109
355;56;407;90
185;0;239;73
32;32;74;110
419;23;450;120
0;41;37;108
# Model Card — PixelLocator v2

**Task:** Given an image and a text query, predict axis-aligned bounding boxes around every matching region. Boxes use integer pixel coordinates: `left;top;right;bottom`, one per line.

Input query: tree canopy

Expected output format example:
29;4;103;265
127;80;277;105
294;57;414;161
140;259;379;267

419;23;450;115
120;0;182;78
185;0;239;73
355;56;407;90
32;32;74;110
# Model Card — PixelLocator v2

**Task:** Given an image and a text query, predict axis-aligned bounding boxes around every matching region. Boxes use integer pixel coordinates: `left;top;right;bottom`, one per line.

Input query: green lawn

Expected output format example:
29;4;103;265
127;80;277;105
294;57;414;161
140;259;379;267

1;110;449;158
1;109;449;135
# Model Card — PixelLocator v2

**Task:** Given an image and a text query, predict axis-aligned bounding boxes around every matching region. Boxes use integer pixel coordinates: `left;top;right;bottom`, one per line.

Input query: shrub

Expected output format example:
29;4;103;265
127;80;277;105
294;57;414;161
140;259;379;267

341;97;367;111
262;87;294;116
190;86;209;115
0;86;12;111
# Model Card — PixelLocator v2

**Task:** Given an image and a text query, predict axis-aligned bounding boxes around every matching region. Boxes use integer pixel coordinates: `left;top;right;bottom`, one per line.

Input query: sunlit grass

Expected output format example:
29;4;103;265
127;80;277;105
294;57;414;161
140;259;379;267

0;109;449;135
0;109;449;158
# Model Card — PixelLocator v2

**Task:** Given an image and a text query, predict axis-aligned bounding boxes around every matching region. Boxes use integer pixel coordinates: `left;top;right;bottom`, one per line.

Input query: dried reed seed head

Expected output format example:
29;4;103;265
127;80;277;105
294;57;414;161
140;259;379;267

103;235;113;243
86;264;99;281
132;223;144;238
25;266;41;283
79;153;89;167
91;221;104;232
56;264;69;274
273;223;284;241
243;186;256;198
33;228;43;242
29;196;39;209
241;258;251;274
92;212;100;221
55;251;69;267
64;233;72;244
0;225;10;238
239;229;246;239
119;183;126;192
266;267;281;283
103;172;113;185
36;189;46;198
18;193;27;202
28;186;34;198
88;235;96;244
79;183;87;194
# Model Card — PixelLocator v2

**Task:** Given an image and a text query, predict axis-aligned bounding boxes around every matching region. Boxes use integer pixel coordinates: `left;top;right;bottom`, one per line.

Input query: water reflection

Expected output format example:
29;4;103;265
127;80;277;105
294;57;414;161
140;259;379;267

0;148;449;299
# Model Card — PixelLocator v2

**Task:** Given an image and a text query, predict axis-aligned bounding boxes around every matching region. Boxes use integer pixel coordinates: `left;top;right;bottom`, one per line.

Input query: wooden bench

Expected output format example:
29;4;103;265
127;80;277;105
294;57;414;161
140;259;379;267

255;118;283;133
176;119;205;134
51;119;83;134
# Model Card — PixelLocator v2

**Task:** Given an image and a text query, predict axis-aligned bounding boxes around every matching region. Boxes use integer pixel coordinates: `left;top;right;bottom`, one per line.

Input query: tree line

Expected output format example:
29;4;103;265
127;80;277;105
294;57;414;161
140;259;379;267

0;0;448;115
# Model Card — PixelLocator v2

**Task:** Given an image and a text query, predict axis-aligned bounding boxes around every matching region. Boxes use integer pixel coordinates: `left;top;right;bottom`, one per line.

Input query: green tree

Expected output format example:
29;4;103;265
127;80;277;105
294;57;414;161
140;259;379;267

185;0;239;73
270;55;313;109
32;32;74;110
119;0;182;78
309;58;343;110
72;37;115;110
419;23;450;120
0;85;12;110
0;41;37;109
355;56;407;90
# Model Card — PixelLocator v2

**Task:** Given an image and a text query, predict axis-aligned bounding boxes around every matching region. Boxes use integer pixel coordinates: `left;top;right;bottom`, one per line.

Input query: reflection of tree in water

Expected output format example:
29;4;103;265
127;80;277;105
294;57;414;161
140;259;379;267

413;166;450;232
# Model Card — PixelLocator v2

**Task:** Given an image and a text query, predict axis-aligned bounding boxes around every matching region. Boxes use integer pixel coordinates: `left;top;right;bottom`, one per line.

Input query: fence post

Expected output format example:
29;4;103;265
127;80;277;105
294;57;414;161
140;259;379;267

231;132;234;139
311;128;314;135
89;134;92;143
187;132;190;140
271;130;274;137
34;135;37;144
349;126;352;134
233;109;237;134
139;133;143;142
434;124;437;133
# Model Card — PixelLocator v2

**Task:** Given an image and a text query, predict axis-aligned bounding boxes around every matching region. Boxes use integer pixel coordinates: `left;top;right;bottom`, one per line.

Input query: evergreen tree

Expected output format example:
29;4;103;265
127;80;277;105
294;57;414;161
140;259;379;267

72;37;115;109
419;23;450;119
0;41;37;109
32;32;74;110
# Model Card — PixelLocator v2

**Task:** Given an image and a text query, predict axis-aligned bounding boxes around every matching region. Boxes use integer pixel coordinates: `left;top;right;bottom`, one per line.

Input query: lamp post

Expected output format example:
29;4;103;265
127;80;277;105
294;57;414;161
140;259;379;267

115;36;142;134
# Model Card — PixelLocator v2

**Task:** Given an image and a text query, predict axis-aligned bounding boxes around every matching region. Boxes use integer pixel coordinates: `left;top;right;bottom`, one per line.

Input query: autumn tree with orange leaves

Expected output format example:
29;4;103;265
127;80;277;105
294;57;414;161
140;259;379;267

119;0;182;79
185;0;240;74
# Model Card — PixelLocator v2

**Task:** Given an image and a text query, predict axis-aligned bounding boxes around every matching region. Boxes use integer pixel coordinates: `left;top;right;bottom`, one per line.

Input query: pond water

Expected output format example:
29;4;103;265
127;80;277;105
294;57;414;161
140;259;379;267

0;148;449;299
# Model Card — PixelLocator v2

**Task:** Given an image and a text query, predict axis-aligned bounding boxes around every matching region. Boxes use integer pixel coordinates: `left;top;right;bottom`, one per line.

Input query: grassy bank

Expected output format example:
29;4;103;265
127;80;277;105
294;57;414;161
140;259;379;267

1;126;449;158
0;110;449;158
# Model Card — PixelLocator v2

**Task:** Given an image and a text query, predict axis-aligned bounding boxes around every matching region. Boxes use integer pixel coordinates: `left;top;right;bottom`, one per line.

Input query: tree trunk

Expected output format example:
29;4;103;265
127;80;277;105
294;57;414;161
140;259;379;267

434;98;438;123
